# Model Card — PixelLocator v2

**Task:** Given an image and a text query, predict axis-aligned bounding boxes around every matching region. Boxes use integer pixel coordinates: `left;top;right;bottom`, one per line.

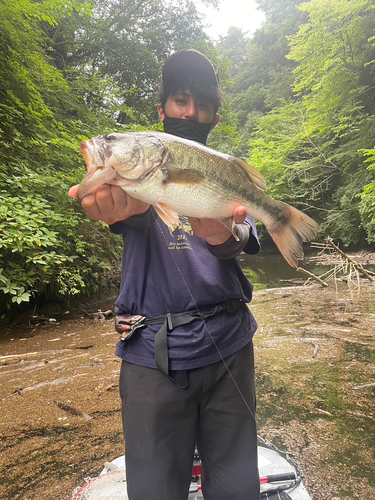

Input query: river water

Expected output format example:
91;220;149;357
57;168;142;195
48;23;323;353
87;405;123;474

1;252;375;499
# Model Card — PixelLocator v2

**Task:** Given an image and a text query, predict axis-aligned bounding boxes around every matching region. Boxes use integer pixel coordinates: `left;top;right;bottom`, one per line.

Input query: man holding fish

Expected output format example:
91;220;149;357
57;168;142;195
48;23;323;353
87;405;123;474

70;49;267;500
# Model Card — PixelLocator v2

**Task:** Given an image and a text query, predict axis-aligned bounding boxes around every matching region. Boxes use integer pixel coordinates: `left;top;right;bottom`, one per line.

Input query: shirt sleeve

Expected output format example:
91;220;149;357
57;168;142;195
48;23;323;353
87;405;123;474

206;217;260;260
109;207;157;235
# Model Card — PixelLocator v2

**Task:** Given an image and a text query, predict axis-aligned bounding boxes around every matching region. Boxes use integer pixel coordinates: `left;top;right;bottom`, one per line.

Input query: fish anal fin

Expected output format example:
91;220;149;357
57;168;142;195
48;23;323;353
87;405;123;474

234;158;267;191
162;167;205;185
155;203;180;230
218;217;240;242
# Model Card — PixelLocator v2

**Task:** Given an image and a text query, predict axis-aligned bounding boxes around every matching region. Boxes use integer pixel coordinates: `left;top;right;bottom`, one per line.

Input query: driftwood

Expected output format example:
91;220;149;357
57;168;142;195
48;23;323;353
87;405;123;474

13;374;86;394
82;309;114;321
327;238;373;282
307;238;375;288
316;408;333;416
0;346;95;362
352;382;375;390
105;383;118;391
347;410;375;421
0;349;70;361
300;339;319;357
311;341;319;358
54;400;92;420
296;267;328;287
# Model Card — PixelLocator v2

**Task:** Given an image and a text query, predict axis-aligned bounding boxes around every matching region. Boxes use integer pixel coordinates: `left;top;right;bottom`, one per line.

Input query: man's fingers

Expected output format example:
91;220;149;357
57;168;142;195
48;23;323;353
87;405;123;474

76;185;118;223
80;193;101;220
233;206;247;224
116;324;131;332
69;185;79;199
111;185;128;207
96;185;116;212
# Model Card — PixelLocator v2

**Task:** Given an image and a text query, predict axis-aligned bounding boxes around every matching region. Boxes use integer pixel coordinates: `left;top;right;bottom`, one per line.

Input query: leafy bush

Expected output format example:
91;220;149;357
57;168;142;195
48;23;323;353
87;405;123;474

359;148;375;243
0;151;123;310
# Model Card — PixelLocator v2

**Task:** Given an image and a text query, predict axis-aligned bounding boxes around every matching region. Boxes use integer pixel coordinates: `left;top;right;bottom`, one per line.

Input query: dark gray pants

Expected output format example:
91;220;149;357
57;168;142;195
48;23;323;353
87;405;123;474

119;341;260;500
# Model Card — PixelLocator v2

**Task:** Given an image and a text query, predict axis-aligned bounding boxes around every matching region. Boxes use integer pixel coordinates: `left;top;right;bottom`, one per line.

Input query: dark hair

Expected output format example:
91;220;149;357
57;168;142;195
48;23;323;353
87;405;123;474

158;72;224;114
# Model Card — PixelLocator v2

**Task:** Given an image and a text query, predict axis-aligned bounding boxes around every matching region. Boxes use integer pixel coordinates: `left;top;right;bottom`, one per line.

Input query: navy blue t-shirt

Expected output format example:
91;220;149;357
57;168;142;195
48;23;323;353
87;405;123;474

112;212;260;370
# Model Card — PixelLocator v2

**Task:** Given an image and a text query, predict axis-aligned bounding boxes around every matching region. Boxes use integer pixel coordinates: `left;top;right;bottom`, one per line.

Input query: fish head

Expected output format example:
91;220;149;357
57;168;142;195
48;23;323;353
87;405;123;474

77;132;167;200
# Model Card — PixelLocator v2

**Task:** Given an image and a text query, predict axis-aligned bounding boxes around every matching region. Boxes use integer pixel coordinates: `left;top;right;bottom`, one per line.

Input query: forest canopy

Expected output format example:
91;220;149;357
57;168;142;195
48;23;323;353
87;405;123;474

1;0;374;311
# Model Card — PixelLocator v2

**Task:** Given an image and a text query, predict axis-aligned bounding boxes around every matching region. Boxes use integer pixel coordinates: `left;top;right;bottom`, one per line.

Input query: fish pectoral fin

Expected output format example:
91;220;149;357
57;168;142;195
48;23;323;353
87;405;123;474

162;167;205;185
155;203;180;231
218;217;240;242
234;158;267;191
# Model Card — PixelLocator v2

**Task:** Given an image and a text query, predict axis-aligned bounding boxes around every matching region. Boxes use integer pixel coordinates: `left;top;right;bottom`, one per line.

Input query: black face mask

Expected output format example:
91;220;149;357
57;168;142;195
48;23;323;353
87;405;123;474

162;116;213;145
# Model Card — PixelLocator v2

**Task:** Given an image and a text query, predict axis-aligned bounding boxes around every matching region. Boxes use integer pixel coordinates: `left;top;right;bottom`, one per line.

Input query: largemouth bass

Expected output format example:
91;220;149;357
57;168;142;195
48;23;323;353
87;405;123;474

77;131;319;267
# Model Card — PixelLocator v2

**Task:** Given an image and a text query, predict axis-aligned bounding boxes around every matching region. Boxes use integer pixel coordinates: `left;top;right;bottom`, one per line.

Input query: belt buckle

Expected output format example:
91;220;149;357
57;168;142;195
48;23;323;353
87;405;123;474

120;315;146;341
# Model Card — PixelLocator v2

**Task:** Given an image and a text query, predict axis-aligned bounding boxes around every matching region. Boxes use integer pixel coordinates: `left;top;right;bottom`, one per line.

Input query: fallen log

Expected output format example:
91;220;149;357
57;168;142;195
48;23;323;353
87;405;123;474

14;374;86;394
0;349;70;361
352;382;375;390
296;267;328;287
82;309;114;321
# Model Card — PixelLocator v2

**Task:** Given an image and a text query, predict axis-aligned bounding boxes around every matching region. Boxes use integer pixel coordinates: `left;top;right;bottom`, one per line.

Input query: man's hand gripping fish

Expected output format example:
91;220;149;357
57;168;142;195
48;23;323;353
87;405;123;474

77;131;319;267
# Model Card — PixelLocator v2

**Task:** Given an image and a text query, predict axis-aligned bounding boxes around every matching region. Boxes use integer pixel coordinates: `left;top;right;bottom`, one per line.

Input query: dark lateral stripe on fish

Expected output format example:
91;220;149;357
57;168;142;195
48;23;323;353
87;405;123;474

162;167;205;185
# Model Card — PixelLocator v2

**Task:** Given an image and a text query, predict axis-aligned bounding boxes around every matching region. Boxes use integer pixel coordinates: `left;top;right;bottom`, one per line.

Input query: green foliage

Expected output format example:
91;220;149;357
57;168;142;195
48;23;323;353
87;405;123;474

359;147;375;242
218;0;375;247
2;0;375;313
0;0;221;312
47;0;213;126
214;2;307;159
0;0;124;311
288;0;375;135
0;157;123;310
285;0;375;242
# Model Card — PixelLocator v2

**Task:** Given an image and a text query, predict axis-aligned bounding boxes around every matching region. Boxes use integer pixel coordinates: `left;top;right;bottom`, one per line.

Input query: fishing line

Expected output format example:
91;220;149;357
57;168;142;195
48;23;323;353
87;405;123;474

154;216;256;422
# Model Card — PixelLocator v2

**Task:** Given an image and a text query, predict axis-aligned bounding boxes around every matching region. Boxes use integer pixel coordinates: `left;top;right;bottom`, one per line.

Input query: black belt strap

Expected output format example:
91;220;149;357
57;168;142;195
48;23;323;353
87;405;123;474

133;299;243;383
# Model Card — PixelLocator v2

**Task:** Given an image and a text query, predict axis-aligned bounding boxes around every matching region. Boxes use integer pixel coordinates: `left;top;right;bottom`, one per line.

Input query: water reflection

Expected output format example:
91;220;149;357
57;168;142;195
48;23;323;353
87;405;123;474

239;251;375;292
239;252;311;290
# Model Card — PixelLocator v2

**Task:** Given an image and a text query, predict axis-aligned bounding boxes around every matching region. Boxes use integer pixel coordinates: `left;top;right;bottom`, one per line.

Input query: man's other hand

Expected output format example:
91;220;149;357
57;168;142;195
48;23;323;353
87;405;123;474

188;206;247;246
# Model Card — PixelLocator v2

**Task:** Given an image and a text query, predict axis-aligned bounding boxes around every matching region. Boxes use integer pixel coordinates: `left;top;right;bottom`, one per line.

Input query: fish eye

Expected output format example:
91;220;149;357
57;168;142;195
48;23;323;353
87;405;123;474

104;134;116;143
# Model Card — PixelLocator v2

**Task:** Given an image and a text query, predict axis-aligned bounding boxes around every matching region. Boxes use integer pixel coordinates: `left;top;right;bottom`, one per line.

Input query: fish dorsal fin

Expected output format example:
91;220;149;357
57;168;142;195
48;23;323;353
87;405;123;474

233;158;267;191
161;167;205;185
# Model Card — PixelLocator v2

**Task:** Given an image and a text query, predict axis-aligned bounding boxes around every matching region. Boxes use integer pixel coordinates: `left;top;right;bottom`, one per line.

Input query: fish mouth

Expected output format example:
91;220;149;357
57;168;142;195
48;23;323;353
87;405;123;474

77;139;117;200
80;139;105;170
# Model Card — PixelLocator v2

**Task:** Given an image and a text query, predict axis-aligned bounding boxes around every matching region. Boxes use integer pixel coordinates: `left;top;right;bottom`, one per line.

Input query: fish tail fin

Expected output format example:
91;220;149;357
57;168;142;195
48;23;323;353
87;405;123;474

267;202;319;268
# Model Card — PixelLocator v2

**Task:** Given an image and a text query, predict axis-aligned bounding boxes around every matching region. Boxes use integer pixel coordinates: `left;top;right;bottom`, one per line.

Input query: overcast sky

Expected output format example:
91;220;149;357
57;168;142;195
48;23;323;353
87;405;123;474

195;0;266;41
